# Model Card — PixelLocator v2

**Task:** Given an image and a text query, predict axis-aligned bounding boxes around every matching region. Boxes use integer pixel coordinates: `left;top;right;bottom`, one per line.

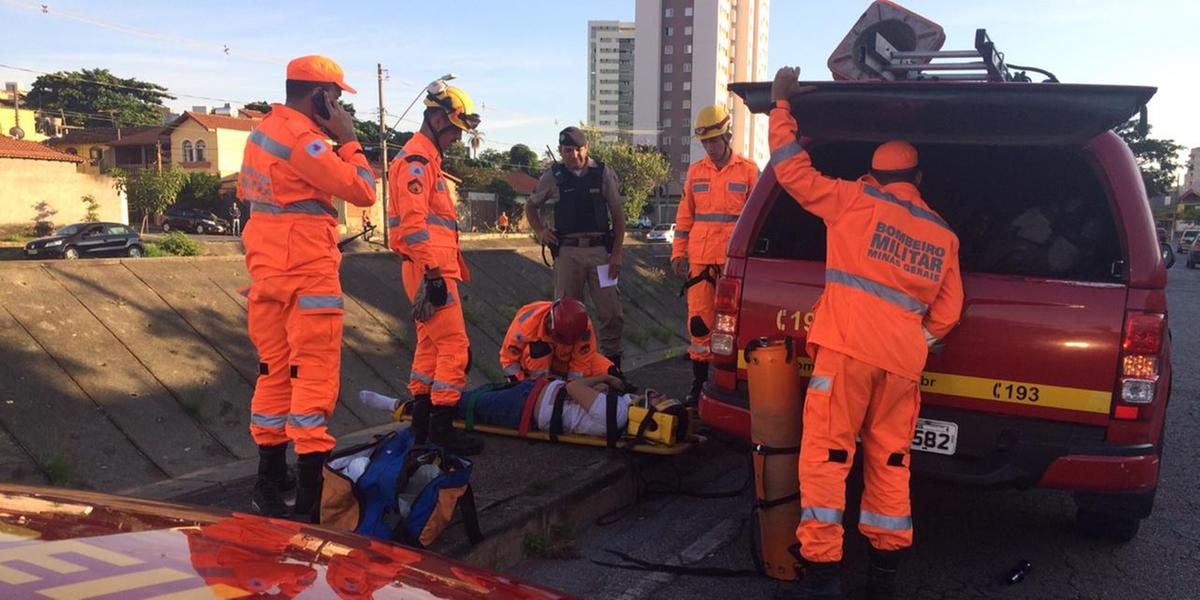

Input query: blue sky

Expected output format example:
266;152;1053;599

2;0;1197;165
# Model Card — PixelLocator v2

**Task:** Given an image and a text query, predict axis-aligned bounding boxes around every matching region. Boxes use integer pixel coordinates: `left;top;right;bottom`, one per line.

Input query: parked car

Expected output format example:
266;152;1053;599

1177;227;1199;254
646;223;676;243
705;74;1167;541
162;205;229;235
1188;237;1200;268
24;222;144;259
0;483;573;599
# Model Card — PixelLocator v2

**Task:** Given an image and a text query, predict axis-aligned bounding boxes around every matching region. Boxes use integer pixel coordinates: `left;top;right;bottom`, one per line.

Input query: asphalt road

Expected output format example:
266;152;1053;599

512;267;1200;600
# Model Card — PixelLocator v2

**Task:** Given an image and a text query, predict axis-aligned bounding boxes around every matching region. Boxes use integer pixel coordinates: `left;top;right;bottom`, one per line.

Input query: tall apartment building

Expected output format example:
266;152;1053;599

633;0;770;203
587;21;636;143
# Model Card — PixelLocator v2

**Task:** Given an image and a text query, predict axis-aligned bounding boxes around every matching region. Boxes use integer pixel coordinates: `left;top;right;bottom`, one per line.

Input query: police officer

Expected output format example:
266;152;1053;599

770;67;963;599
238;55;377;521
387;80;484;456
672;104;759;405
526;127;626;370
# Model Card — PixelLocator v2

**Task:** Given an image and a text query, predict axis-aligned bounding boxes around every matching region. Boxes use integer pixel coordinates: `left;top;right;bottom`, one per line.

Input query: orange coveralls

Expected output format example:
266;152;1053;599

672;153;759;361
499;300;614;381
387;132;471;407
238;103;376;454
768;100;963;563
185;516;315;598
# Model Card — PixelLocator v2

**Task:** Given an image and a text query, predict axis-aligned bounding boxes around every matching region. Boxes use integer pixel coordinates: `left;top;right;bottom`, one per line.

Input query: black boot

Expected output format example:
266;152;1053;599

292;450;330;524
411;393;432;444
793;560;843;599
430;405;484;456
865;548;903;600
251;443;289;518
685;359;709;406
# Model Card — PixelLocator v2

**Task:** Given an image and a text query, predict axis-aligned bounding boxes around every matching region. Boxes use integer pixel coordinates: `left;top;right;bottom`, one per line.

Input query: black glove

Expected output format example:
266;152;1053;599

426;276;448;307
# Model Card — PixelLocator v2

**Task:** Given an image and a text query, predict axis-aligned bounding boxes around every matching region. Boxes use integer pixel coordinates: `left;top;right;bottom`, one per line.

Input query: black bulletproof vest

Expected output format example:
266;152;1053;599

552;161;610;235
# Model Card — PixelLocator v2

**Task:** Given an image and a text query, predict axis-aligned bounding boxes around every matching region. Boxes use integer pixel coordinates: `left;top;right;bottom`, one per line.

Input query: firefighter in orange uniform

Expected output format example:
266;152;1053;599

387;80;483;456
185;515;316;598
500;297;616;382
769;67;963;599
671;104;760;405
238;55;376;522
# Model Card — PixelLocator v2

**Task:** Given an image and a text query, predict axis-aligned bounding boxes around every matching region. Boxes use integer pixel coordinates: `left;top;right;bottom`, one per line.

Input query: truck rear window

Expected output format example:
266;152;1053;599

752;142;1123;282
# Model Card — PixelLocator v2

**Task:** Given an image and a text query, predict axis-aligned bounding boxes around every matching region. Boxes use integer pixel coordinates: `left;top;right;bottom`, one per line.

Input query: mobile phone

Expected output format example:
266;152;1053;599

313;89;331;120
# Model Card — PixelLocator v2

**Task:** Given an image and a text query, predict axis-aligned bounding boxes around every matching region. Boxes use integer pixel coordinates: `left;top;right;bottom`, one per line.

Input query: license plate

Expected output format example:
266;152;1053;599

911;418;957;455
25;249;36;256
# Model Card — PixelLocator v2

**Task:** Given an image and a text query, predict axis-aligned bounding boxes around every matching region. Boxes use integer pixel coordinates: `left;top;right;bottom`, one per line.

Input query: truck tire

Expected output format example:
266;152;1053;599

162;221;171;233
1075;508;1140;542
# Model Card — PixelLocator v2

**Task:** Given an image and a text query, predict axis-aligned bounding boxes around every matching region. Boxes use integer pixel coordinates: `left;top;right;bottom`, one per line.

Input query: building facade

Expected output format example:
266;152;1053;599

587;20;637;143
634;0;770;210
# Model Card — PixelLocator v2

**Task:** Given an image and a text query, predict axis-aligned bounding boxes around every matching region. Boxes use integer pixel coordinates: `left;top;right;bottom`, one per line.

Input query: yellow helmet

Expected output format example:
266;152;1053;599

693;105;731;140
424;83;481;131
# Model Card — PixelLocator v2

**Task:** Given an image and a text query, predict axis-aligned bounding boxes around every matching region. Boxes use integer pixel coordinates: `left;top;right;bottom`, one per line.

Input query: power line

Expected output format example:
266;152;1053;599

0;63;248;105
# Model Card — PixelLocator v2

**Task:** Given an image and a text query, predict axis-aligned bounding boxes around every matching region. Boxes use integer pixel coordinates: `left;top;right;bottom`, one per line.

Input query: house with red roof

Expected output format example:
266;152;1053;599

0;135;127;230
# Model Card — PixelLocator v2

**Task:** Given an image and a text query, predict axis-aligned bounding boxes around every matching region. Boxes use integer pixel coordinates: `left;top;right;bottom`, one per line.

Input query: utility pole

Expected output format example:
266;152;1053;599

377;63;389;244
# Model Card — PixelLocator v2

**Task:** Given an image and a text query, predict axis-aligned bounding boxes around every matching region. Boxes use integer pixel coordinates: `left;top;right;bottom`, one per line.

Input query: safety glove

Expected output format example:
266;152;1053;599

427;276;448;307
411;281;436;323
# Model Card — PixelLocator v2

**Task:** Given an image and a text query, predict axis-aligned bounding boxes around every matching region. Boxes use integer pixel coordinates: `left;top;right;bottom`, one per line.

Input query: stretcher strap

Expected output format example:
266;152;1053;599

518;378;552;438
753;443;801;455
754;491;801;510
605;389;620;449
631;404;659;445
463;390;479;431
549;388;567;442
459;485;484;544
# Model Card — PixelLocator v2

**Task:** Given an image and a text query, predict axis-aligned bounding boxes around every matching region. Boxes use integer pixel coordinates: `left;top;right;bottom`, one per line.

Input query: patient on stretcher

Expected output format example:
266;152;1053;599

361;375;668;437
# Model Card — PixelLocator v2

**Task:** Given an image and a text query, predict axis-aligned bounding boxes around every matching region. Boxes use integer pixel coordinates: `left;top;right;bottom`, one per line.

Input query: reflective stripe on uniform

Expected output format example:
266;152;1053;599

387;215;401;227
695;213;739;223
298;295;343;310
859;510;912;531
410;371;434;384
517;308;537;323
404;230;430;245
800;506;844;524
432;380;463;393
863;186;951;231
728;182;748;192
809;375;832;392
251;413;287;428
825;269;928;314
356;166;375;189
567;371;584;380
676;230;690;239
250;200;336;218
249;130;292;161
426;214;457;230
770;141;804;167
514;332;527;343
503;363;521;376
288;413;326;428
693;183;710;192
529;369;551;378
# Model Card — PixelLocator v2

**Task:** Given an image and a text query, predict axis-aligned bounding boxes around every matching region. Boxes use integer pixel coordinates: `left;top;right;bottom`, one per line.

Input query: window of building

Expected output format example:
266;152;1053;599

664;136;672;146
683;81;691;91
663;117;673;128
665;7;674;17
681;153;691;164
662;100;672;110
663;63;673;74
684;7;693;17
685;44;692;54
181;140;194;162
683;62;692;73
195;140;206;162
681;135;690;146
663;81;673;92
685;25;693;35
664;26;674;36
682;99;691;110
664;45;673;55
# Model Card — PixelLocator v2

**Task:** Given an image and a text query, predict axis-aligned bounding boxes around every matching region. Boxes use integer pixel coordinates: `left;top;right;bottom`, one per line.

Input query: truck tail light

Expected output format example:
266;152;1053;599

1114;312;1165;419
710;276;742;360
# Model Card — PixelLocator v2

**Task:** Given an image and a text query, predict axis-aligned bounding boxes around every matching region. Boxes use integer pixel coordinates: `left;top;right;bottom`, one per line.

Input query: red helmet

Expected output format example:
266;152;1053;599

549;297;589;344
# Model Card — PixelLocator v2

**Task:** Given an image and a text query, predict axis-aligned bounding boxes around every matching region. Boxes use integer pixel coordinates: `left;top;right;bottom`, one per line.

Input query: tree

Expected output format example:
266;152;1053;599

111;166;187;232
475;148;507;169
466;129;485;159
1114;119;1184;198
26;68;174;128
176;172;222;212
243;101;272;114
581;125;670;222
509;144;541;176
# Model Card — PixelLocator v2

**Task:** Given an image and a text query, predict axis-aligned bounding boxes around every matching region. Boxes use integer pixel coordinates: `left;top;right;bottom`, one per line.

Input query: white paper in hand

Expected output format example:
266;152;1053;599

597;264;619;288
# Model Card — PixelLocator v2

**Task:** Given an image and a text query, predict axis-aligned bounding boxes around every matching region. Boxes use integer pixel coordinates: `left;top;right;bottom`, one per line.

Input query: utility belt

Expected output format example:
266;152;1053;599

545;230;614;263
680;264;721;297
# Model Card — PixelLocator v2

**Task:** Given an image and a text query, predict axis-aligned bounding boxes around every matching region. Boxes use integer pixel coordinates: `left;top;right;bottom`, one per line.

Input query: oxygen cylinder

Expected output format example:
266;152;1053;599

746;336;803;581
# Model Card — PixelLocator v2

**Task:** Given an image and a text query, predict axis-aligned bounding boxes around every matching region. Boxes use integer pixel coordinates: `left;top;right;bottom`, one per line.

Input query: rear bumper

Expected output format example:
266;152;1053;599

698;386;1159;493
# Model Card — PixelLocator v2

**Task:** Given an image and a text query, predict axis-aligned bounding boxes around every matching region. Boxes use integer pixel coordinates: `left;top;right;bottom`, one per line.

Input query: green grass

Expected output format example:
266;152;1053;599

2;234;28;243
626;327;653;350
143;243;168;257
43;454;72;486
652;325;675;345
522;524;577;559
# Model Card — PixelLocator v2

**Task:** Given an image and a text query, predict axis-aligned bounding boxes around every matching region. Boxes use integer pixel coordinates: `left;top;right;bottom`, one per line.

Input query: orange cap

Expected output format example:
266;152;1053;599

286;55;357;94
871;140;918;171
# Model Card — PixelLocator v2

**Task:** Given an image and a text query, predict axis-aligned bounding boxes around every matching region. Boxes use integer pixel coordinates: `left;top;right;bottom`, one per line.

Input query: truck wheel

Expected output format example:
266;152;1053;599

1075;508;1140;542
162;222;171;233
